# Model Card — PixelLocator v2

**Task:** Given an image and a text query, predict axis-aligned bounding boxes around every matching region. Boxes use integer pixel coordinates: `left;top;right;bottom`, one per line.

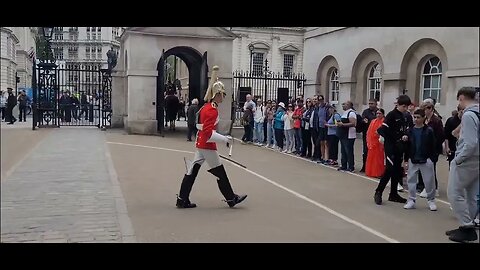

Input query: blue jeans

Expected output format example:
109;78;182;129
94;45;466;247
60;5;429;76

254;121;264;143
340;138;355;170
294;128;302;153
267;122;276;146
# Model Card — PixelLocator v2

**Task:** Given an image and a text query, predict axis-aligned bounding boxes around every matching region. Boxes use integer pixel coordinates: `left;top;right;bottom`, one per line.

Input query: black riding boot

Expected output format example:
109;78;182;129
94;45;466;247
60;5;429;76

176;163;201;208
208;165;247;208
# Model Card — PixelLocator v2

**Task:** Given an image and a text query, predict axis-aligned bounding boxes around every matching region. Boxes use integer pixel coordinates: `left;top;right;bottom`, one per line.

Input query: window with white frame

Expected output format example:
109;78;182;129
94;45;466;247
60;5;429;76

252;52;264;76
97;27;102;40
92;32;96;40
54;47;64;60
329;68;340;104
86;47;90;59
97;47;102;59
422;57;442;103
283;54;294;77
368;63;382;102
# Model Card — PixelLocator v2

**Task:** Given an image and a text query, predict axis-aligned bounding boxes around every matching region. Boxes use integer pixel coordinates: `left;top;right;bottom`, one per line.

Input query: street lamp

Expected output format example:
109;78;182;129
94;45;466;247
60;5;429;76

42;27;54;41
248;44;255;73
41;27;55;62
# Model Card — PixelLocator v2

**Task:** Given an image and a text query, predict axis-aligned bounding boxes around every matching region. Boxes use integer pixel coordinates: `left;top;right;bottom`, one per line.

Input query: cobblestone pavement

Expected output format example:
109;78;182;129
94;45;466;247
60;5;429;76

1;128;135;243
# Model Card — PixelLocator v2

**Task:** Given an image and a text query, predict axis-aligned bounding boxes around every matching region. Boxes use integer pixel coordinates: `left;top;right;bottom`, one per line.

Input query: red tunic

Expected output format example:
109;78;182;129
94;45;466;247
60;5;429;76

195;102;220;150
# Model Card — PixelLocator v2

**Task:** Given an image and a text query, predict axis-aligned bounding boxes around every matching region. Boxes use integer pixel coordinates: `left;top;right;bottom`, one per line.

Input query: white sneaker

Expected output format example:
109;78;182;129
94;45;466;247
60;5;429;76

427;200;437;211
397;183;404;192
435;189;439;197
404;200;416;209
282;149;288;153
419;189;427;198
287;150;292;154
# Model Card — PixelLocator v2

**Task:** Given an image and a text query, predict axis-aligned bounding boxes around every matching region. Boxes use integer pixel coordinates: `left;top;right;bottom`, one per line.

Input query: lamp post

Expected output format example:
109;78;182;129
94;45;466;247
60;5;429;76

34;27;58;128
42;27;54;62
248;44;254;74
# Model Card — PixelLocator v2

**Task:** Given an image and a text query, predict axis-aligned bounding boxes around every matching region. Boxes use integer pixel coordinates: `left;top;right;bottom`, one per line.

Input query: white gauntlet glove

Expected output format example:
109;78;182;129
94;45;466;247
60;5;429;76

208;131;231;144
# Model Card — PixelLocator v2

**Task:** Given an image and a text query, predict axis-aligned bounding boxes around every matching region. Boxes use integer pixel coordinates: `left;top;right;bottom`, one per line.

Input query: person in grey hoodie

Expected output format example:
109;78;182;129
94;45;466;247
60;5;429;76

445;87;479;243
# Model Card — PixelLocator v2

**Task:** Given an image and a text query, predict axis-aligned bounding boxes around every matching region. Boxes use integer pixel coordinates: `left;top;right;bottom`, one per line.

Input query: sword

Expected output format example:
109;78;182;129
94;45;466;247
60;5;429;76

219;154;247;168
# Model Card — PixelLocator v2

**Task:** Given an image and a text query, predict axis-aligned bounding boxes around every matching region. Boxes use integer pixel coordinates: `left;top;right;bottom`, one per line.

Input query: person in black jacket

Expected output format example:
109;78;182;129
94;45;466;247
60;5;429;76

6;88;17;125
374;95;411;205
187;98;200;141
403;108;438;211
443;108;462;167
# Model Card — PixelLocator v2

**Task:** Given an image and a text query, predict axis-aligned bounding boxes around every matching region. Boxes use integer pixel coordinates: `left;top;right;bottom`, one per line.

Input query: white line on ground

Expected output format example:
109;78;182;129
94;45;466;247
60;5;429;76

234;138;452;207
106;140;399;243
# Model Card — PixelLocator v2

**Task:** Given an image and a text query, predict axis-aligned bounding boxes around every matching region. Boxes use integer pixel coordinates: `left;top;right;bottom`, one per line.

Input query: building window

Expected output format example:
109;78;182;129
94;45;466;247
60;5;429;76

252;52;264;76
283;54;294;77
6;37;11;56
329;68;340;104
87;27;90;32
85;47;90;59
368;63;382;102
422;57;442;103
54;47;63;60
68;46;78;59
92;33;96;40
97;47;102;59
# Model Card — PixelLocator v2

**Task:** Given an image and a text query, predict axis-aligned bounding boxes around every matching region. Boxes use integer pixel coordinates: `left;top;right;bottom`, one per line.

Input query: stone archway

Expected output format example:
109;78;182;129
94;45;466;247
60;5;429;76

156;46;208;132
400;38;448;105
315;55;339;102
350;48;384;109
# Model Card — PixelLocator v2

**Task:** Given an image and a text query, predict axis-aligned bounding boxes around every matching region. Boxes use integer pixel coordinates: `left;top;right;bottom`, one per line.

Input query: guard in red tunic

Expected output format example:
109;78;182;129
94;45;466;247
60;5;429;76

176;66;247;208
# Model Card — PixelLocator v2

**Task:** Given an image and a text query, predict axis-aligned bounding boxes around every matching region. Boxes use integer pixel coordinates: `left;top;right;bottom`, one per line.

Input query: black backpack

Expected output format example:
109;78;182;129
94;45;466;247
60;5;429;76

348;110;365;133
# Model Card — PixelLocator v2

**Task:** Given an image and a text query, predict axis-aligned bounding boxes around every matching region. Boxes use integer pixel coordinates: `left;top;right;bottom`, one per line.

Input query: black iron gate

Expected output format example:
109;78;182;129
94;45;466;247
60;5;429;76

32;60;112;129
232;63;306;124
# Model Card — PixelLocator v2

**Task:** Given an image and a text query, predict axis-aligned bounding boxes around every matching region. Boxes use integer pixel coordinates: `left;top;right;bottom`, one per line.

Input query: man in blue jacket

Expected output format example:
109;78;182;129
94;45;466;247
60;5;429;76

402;108;438;211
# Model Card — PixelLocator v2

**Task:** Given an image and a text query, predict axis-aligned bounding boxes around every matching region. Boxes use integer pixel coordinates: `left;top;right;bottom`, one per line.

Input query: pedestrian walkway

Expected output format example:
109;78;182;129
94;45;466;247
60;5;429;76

1;128;135;243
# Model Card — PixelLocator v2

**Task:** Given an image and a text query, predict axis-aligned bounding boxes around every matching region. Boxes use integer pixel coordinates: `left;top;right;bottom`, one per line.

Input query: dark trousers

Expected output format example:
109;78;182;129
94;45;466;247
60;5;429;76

263;120;268;143
294;128;302;153
242;125;253;142
72;106;78;120
417;162;439;190
301;128;312;157
1;107;6;120
6;106;15;123
340;138;355;170
376;153;403;195
274;128;284;149
249;119;254;142
327;134;339;161
18;105;27;121
79;105;89;120
187;124;197;141
362;132;368;169
311;128;320;159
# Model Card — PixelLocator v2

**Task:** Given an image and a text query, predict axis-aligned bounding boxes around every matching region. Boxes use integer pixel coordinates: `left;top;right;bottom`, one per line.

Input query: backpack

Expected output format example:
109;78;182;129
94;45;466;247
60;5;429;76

348;110;365;133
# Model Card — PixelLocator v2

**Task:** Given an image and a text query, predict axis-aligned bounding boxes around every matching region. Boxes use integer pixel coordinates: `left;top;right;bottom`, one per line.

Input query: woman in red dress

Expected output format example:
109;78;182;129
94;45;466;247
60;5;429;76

366;108;386;178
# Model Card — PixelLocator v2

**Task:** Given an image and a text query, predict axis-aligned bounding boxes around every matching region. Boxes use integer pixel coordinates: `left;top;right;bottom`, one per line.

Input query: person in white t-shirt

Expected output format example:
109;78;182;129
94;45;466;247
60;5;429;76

336;101;357;172
282;103;295;153
253;98;265;146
